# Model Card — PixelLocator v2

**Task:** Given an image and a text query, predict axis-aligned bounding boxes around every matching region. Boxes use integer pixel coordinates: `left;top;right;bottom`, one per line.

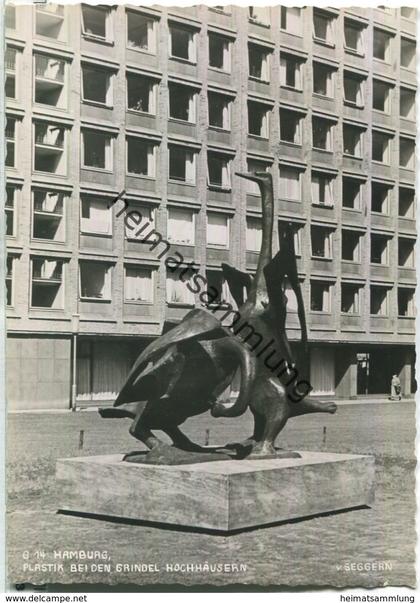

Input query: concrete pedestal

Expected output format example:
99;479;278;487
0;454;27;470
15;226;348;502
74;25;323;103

56;451;375;532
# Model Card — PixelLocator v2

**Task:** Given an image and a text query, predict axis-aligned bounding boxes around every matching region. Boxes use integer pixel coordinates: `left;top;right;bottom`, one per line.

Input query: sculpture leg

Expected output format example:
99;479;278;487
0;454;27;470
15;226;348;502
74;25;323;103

247;377;298;458
251;404;289;456
128;403;161;449
290;397;337;416
164;425;206;453
224;408;264;457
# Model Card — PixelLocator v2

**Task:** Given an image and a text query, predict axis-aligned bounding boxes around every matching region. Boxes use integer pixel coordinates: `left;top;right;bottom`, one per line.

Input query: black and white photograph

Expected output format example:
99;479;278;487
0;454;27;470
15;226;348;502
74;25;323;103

2;0;418;595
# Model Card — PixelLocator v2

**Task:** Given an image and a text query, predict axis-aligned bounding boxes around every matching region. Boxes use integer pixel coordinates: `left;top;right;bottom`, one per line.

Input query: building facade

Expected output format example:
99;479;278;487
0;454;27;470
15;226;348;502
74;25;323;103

5;3;417;410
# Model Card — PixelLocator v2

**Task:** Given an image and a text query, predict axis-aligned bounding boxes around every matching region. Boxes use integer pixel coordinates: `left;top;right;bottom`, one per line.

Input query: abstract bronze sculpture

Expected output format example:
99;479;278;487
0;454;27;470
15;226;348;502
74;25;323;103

100;172;337;463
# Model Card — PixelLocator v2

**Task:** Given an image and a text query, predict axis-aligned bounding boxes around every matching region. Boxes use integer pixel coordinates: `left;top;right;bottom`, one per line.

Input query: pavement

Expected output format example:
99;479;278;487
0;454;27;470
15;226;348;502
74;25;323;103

7;396;416;414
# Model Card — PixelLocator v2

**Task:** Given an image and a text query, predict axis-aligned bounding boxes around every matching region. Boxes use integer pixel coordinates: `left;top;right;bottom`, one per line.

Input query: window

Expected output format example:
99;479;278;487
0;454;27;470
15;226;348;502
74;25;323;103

80;196;111;235
33;190;65;241
82;130;113;170
280;7;301;35
310;281;331;312
342;230;361;262
5;47;17;99
127;73;157;113
343;71;365;107
169;146;196;184
400;137;415;169
370;286;389;316
278;222;302;256
5;5;15;29
127;137;156;177
246;217;262;252
399;187;415;219
341;283;361;314
166;271;195;305
169;83;196;122
313;62;334;97
248;101;270;138
34;122;66;174
248;44;270;81
246;159;270;195
34;54;66;108
371;182;391;214
313;10;335;45
6;256;14;306
372;79;392;113
343;124;363;157
125;204;155;242
124;266;154;303
79;261;111;300
169;24;196;62
82;65;112;106
207;152;232;189
249;6;270;25
82;5;111;41
312;117;333;151
31;257;64;308
5;117;16;168
207;213;229;248
370;234;390;265
167;208;195;245
373;28;392;62
280;109;302;144
6;187;16;236
36;5;65;41
312;173;333;206
344;18;365;54
372;130;392;164
401;37;416;70
280;53;303;90
208;92;231;130
398;237;415;268
401;7;416;20
279;166;301;201
398;288;415;317
208;33;231;71
311;226;332;259
29;124;62;178
127;10;156;53
342;177;362;210
400;87;415;120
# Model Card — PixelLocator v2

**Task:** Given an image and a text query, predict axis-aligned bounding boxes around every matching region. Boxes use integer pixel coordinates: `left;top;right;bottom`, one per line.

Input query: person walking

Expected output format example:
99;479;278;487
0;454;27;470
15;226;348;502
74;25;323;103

390;374;402;401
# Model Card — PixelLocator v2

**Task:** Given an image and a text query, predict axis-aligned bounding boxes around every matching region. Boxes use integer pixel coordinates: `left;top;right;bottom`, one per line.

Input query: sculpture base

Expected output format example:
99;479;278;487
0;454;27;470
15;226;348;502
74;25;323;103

56;452;375;533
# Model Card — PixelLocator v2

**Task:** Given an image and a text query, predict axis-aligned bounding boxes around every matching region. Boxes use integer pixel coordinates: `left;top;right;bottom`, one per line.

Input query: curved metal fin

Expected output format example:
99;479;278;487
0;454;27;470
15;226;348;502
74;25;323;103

114;309;225;407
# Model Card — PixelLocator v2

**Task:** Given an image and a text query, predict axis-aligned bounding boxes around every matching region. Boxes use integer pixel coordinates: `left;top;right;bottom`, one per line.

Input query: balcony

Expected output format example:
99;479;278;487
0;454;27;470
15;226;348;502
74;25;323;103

341;261;364;278
340;313;364;332
370;315;394;333
398;266;416;283
207;6;233;28
35;56;65;82
309;312;335;330
35;5;65;42
35;126;64;148
370;263;392;280
32;265;62;282
371;212;391;230
397;316;415;334
310;257;335;275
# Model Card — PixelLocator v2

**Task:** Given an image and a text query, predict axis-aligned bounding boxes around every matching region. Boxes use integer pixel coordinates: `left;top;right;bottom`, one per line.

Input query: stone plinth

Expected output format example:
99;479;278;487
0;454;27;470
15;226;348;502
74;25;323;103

56;452;375;532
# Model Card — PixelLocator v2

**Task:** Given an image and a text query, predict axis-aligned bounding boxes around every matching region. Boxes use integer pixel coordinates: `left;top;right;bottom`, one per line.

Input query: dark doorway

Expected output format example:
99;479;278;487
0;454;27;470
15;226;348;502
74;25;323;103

357;353;369;395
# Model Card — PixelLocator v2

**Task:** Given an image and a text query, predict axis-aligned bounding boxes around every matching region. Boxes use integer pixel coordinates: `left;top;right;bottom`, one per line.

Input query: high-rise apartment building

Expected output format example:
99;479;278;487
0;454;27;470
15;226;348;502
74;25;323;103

5;4;416;410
